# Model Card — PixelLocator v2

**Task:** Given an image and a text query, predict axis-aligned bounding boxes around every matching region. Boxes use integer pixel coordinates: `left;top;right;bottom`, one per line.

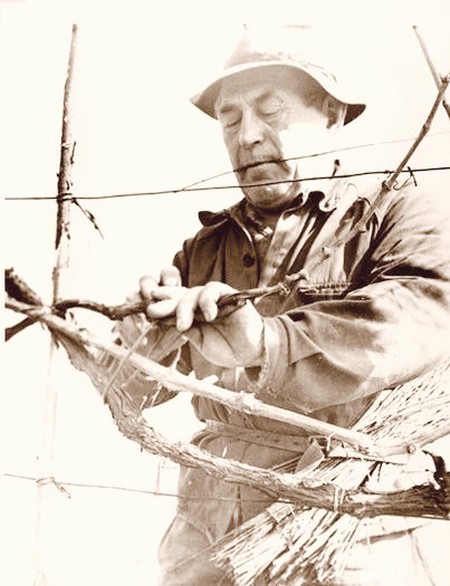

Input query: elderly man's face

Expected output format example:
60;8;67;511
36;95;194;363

216;66;336;212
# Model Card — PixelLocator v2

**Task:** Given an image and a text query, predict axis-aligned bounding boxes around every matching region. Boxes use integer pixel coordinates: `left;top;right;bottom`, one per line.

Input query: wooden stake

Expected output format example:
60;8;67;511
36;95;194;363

53;24;78;299
34;24;78;586
383;74;450;190
413;26;450;120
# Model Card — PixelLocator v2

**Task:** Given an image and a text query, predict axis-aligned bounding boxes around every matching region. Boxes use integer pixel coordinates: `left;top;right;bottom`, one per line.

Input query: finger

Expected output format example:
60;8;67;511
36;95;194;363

198;282;236;322
175;287;203;332
160;266;182;287
150;286;187;301
139;275;159;300
146;298;180;319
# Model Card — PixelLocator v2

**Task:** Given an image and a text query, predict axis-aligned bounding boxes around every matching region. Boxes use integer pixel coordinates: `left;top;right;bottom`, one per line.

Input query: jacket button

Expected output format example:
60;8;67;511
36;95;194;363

242;253;255;267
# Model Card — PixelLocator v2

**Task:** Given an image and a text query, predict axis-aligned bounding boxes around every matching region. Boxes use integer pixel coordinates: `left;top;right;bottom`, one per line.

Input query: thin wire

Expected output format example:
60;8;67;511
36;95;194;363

4;130;450;202
4;166;450;202
3;473;286;572
179;129;450;192
3;472;280;503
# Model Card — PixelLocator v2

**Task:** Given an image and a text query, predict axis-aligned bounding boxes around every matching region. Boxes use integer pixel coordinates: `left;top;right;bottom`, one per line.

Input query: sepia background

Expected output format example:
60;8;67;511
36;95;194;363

2;0;450;584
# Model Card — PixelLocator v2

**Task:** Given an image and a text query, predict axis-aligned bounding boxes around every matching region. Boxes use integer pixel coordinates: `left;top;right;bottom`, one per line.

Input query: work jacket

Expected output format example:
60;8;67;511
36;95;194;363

123;175;450;542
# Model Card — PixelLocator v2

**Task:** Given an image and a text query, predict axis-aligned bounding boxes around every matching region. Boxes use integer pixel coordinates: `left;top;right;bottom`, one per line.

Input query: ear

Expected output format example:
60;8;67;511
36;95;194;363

322;95;347;130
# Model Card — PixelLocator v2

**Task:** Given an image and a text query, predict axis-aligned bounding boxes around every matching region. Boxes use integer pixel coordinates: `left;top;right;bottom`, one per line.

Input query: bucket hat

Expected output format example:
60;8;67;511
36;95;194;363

191;25;366;125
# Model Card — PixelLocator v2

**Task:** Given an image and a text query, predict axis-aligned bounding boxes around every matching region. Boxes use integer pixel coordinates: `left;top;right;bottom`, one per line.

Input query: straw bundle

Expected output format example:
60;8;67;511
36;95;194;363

211;360;450;585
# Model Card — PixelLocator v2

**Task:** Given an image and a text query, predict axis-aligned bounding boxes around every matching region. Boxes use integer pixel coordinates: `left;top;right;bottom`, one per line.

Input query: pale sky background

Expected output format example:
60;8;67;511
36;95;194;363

2;1;450;585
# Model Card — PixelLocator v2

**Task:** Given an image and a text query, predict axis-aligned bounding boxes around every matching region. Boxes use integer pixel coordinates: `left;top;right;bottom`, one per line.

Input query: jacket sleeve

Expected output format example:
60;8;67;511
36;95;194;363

258;183;450;413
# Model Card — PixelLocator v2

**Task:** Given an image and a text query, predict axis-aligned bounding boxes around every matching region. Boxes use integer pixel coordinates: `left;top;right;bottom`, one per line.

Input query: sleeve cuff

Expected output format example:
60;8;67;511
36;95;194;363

244;316;288;397
245;314;320;399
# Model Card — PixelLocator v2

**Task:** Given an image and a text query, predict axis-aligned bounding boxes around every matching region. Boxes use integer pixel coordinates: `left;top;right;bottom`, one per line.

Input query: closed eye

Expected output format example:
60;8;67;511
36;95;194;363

256;93;285;117
217;108;241;129
259;108;282;118
224;116;241;129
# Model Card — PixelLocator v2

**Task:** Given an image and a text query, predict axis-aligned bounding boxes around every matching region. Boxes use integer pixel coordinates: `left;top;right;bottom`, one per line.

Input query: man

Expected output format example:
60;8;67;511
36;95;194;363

119;26;450;585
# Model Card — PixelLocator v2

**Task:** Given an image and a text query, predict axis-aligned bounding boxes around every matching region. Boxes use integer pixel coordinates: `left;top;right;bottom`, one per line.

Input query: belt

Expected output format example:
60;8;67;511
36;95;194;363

205;420;311;453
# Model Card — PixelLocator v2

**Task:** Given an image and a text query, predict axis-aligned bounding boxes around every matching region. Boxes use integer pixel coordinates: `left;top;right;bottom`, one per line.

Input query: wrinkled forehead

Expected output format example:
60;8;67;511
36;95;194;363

215;65;323;113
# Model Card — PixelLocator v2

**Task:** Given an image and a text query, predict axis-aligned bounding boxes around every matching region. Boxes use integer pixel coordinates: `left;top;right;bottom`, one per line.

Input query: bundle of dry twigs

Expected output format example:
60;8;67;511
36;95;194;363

210;360;450;585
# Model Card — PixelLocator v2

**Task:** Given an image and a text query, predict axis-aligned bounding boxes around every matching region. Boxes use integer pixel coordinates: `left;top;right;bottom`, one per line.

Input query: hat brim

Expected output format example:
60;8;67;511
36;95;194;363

191;61;365;125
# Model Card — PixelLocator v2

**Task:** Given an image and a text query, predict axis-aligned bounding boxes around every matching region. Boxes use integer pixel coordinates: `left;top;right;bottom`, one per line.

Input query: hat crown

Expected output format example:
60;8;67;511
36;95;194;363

225;26;336;82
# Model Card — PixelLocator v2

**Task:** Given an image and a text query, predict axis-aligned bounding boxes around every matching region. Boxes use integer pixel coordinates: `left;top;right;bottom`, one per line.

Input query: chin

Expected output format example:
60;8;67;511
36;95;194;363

244;185;298;212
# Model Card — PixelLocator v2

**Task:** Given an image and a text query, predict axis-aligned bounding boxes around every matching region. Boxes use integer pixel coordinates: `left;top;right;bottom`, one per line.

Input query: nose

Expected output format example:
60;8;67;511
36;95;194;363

238;108;265;149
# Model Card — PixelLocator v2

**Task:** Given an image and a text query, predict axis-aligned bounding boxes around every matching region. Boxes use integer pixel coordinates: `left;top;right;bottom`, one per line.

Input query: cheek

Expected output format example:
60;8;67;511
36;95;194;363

279;124;331;157
223;133;239;163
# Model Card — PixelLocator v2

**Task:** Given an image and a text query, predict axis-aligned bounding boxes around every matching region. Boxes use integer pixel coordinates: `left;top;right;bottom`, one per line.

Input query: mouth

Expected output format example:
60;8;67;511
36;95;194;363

239;158;281;173
237;158;292;187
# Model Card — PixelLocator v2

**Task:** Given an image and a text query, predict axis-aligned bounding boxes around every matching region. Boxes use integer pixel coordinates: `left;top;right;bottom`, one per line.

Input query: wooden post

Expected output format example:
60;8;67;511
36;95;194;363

413;25;450;120
34;24;78;586
54;24;78;296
